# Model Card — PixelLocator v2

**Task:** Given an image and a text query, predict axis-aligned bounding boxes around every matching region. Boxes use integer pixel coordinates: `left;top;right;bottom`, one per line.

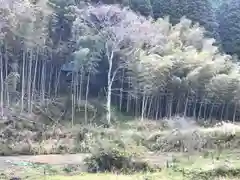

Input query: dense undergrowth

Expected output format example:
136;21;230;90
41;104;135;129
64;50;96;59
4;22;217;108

1;115;240;179
2;150;240;179
0;114;240;157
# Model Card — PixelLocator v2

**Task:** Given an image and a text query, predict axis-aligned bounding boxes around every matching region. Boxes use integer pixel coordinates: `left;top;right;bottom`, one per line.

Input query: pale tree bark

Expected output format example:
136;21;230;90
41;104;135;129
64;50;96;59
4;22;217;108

209;101;215;121
80;5;148;125
147;96;153;119
11;59;18;104
21;50;26;112
32;48;39;103
106;44;114;125
27;49;33;113
4;47;9;107
119;70;124;112
127;77;131;113
155;96;160;120
48;64;53;96
0;52;4;117
41;60;46;104
105;43;122;125
85;72;90;124
78;67;83;110
71;72;75;126
220;103;225;121
141;91;146;121
54;68;61;97
233;103;237;122
184;92;189;117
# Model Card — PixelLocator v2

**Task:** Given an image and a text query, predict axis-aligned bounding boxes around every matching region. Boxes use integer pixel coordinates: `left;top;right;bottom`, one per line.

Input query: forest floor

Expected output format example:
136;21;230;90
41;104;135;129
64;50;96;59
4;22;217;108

1;116;240;179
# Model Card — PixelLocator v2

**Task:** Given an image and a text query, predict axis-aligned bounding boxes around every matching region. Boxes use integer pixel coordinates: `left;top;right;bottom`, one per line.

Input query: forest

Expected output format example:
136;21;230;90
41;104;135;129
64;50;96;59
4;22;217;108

1;0;240;125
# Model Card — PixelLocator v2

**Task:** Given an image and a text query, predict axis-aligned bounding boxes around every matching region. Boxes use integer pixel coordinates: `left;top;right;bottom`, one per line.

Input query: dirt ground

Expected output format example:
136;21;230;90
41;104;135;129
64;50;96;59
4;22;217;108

0;152;175;170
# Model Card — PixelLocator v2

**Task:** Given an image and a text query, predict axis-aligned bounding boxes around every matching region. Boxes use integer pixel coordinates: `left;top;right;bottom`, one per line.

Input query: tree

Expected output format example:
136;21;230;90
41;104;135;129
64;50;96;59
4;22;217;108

151;0;219;40
47;0;77;97
70;17;102;124
0;0;49;109
129;0;153;17
79;5;159;124
217;0;240;57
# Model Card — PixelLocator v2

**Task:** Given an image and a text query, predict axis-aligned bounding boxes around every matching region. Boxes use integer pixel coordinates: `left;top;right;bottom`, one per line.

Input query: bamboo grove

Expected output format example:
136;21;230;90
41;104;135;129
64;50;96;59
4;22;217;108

1;0;240;124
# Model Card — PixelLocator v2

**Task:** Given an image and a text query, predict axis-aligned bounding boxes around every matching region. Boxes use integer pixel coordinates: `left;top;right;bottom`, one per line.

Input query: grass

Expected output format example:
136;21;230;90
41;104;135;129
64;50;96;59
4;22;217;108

0;115;237;156
2;116;240;179
2;149;240;179
44;172;181;180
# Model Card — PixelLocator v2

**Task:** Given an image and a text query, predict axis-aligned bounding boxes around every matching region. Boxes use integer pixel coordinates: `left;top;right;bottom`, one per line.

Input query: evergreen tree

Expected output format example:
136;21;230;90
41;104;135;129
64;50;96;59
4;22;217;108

47;0;76;44
151;0;219;40
129;0;153;17
217;0;240;57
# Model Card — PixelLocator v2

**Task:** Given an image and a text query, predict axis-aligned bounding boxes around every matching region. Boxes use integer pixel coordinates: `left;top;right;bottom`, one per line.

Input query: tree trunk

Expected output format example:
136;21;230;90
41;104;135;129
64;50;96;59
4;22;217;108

32;49;38;103
209;102;215;122
107;62;112;125
85;73;90;124
71;72;75;126
106;44;114;126
21;51;26;112
27;49;33;113
126;77;131;113
203;101;207;120
78;67;83;109
198;102;203;120
147;96;153;118
41;60;46;104
0;53;4;117
184;95;189;117
155;96;159;120
119;70;124;112
11;60;18;104
233;103;237;122
141;92;146;121
4;47;9;107
48;64;53;96
193;96;198;118
220;103;225;121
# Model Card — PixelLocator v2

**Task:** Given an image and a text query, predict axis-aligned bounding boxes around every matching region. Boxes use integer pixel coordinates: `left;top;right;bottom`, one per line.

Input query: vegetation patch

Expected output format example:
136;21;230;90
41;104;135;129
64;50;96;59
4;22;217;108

145;122;240;152
84;144;158;173
188;166;240;180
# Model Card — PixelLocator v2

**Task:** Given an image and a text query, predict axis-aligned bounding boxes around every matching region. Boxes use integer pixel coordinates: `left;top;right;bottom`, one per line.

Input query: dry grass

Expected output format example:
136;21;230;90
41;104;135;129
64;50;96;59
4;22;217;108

1;106;240;179
146;121;240;152
1;115;240;156
2;151;240;180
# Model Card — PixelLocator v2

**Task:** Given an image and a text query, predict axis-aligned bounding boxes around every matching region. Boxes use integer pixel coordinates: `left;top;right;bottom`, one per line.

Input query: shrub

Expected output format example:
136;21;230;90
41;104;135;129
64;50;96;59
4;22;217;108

145;123;240;152
84;144;157;173
189;166;240;179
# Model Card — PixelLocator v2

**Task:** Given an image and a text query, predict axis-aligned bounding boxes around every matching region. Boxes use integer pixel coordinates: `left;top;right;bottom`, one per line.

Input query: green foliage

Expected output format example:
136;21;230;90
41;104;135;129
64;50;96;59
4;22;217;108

84;144;155;173
210;0;226;9
190;166;240;179
217;0;240;57
151;0;219;40
129;0;153;17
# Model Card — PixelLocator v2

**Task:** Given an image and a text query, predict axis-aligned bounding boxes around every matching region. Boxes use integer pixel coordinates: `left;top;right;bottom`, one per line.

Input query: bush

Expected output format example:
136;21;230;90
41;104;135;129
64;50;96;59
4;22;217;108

84;144;157;173
145;123;240;152
189;166;240;179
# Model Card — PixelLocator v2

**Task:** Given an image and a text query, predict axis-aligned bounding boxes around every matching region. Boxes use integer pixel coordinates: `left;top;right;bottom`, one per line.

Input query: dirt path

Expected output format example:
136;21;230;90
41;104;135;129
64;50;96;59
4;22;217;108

0;154;90;170
0;152;176;170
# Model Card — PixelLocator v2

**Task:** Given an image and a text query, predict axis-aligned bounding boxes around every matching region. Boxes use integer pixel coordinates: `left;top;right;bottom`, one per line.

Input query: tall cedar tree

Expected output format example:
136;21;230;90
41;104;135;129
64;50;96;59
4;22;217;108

217;0;240;57
151;0;219;40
